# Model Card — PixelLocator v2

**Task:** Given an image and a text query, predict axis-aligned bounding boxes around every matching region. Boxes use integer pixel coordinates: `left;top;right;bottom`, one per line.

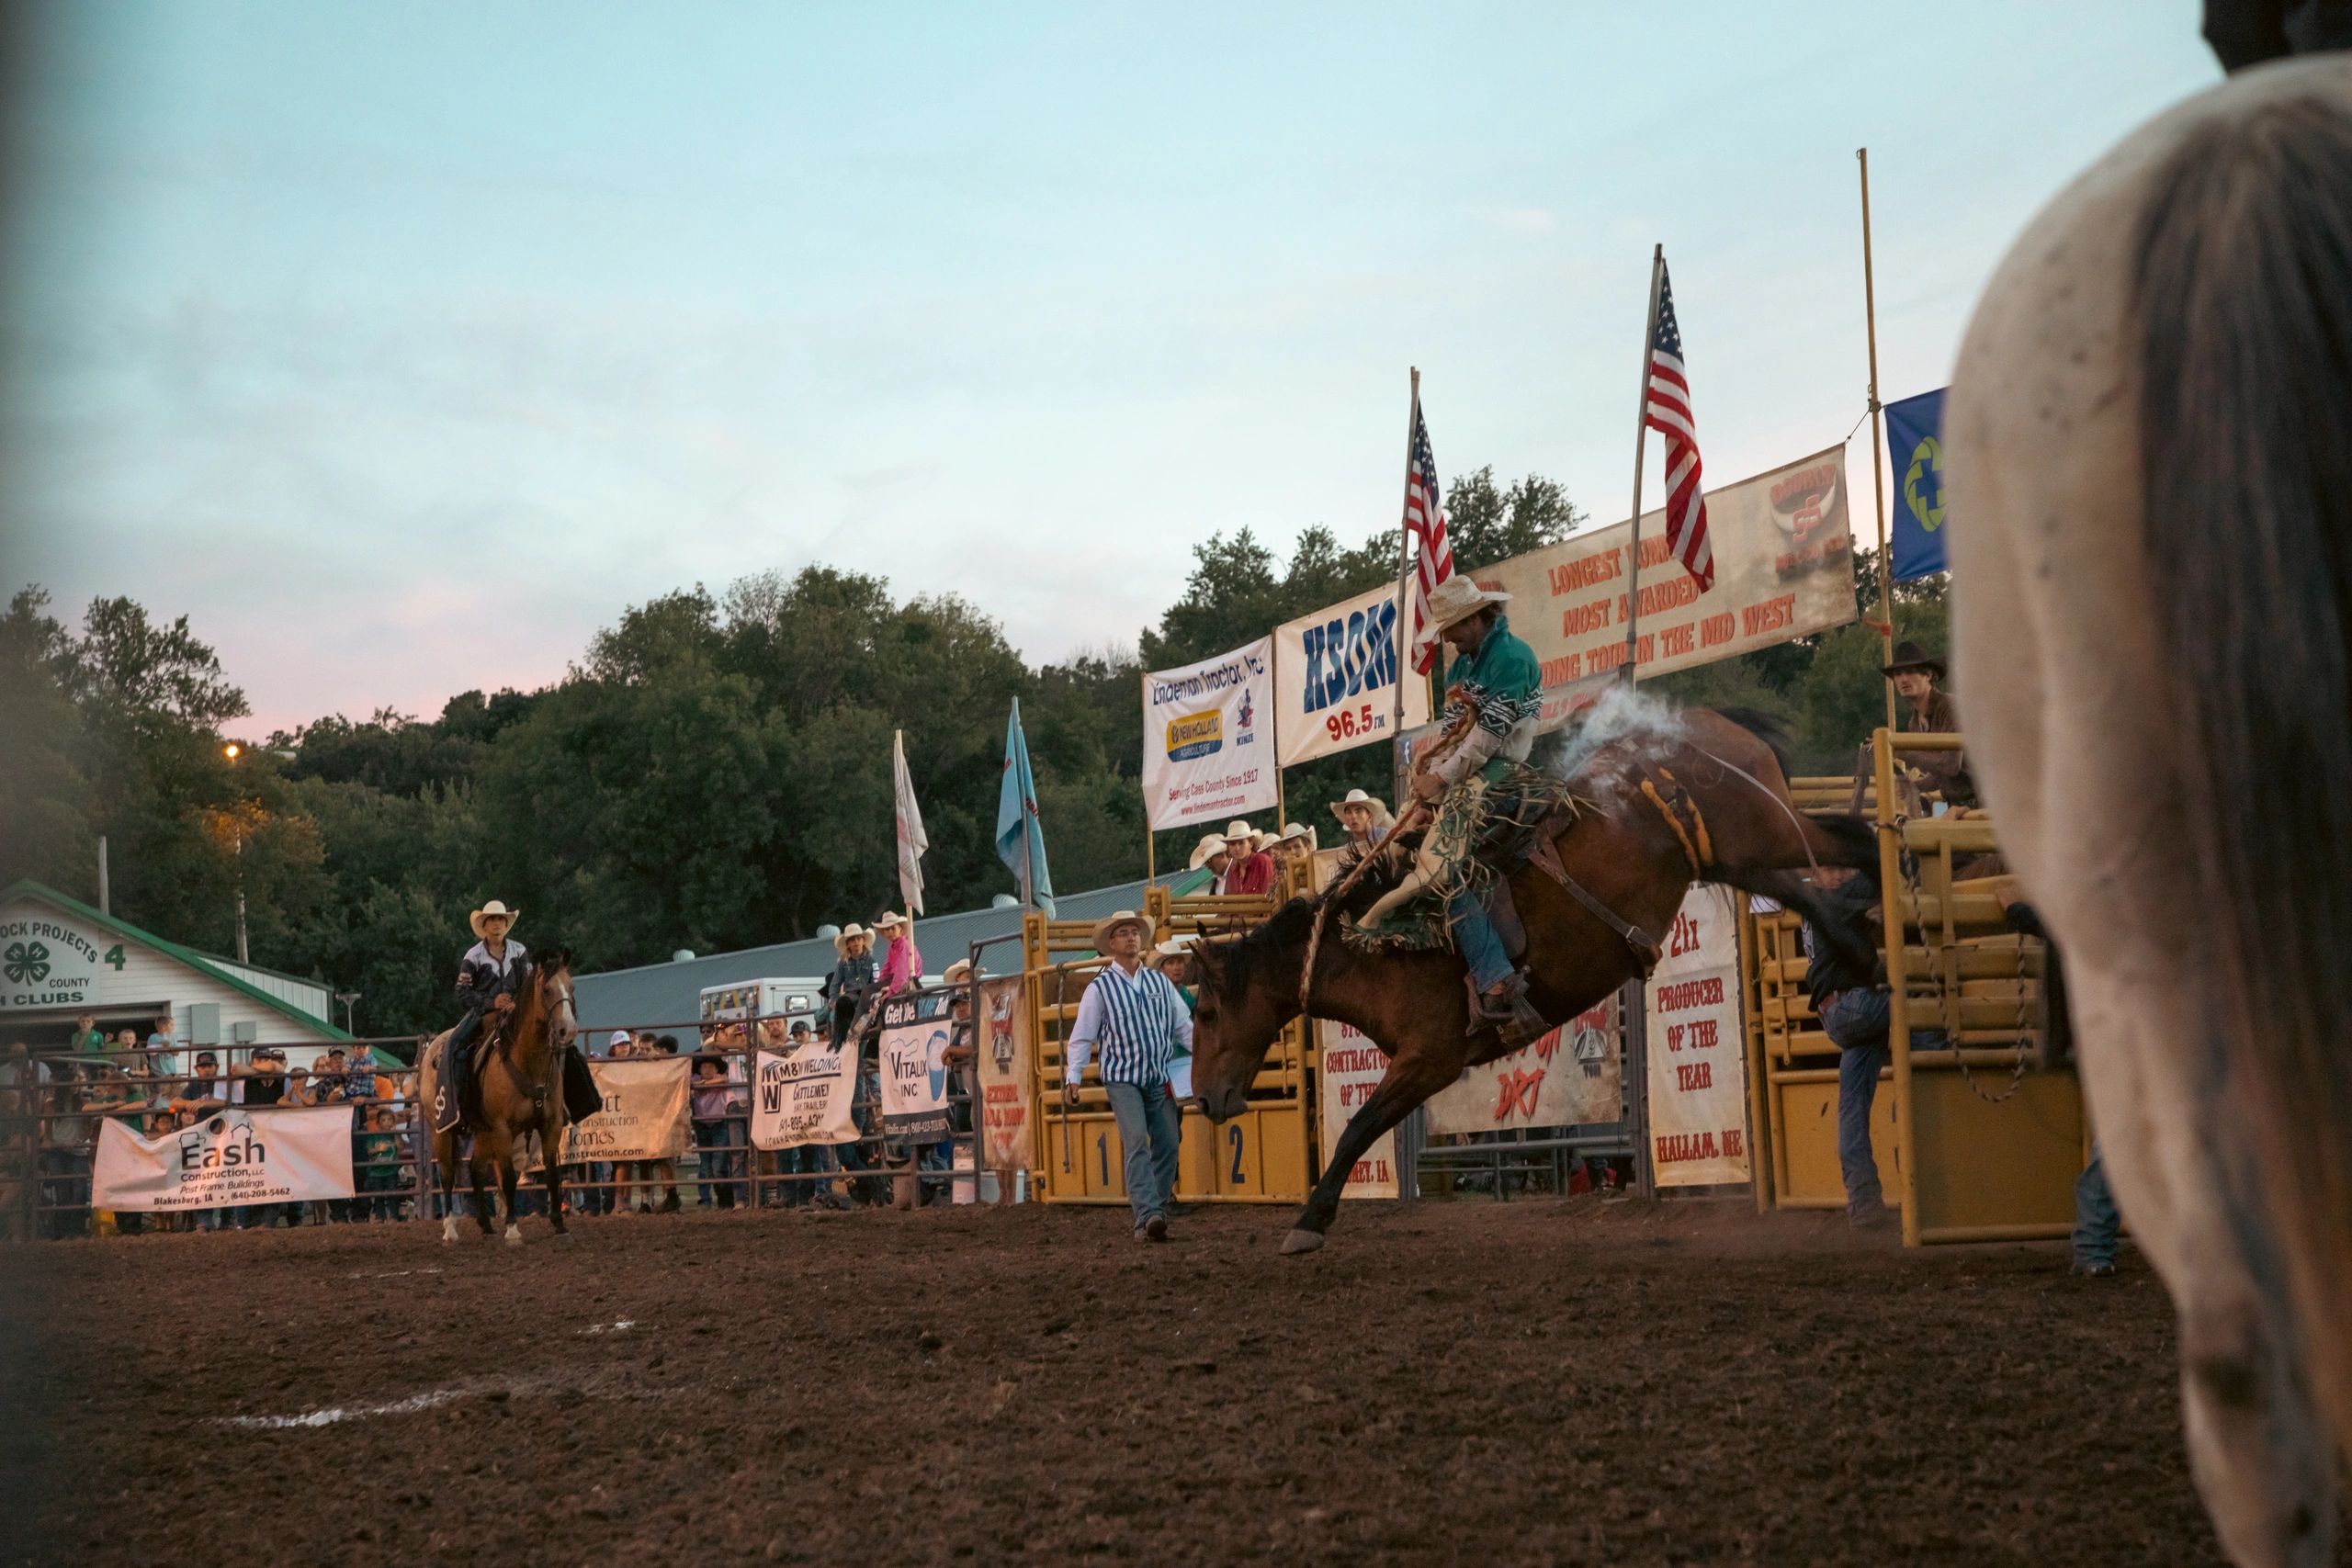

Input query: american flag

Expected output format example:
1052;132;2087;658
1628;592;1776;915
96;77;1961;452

1644;264;1714;592
1404;399;1455;674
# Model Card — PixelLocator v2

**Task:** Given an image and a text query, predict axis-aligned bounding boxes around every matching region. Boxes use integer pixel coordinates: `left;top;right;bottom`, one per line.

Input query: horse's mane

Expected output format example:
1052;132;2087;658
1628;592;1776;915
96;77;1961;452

1200;896;1325;998
1713;706;1795;779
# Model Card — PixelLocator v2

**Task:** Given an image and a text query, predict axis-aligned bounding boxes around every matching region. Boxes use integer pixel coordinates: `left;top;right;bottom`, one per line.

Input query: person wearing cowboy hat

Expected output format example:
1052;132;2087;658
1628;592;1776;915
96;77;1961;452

1329;788;1396;853
435;899;529;1133
1271;822;1317;866
1063;909;1192;1241
1405;574;1548;1042
1884;639;1978;809
820;923;884;1201
874;911;924;997
1214;819;1277;896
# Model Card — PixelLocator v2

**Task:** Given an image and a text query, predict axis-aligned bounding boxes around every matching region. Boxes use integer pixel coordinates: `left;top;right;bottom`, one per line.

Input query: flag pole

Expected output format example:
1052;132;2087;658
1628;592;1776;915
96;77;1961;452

1391;367;1420;804
1859;149;1897;739
1136;671;1152;895
1621;245;1666;686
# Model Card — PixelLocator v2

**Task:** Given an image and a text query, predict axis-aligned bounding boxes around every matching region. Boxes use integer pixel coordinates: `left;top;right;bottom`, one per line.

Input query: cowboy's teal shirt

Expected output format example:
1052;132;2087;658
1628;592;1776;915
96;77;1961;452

1441;614;1543;751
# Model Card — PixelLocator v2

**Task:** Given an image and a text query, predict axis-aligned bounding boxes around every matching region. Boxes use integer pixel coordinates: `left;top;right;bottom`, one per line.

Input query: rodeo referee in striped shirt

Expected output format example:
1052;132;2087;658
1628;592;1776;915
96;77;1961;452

1063;908;1191;1242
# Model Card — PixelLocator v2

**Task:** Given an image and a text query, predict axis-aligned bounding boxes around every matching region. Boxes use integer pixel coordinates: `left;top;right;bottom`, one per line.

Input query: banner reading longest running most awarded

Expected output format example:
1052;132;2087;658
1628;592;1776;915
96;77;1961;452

1476;445;1858;729
1273;582;1430;767
1141;637;1277;830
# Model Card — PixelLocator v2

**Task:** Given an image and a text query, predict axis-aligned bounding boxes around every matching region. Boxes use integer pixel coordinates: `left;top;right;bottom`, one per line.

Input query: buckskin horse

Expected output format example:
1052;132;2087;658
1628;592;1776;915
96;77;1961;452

419;949;582;1246
1188;701;1878;1256
1946;52;2352;1568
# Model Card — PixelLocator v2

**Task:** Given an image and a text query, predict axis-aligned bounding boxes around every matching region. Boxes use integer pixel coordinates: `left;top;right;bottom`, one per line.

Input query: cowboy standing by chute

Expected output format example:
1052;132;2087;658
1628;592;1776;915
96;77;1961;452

435;898;527;1132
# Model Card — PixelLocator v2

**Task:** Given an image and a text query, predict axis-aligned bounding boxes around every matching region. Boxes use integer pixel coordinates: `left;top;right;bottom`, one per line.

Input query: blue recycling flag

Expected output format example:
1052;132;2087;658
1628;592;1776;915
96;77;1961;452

995;698;1057;917
1885;388;1948;581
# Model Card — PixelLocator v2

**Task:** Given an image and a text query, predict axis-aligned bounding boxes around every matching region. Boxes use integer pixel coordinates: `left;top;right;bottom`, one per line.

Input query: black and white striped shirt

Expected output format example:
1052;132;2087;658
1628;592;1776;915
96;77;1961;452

1064;962;1193;1089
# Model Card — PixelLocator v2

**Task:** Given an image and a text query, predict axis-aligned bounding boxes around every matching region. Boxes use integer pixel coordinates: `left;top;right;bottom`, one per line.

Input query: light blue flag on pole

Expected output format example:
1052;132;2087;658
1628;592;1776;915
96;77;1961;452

996;698;1057;917
1885;388;1949;581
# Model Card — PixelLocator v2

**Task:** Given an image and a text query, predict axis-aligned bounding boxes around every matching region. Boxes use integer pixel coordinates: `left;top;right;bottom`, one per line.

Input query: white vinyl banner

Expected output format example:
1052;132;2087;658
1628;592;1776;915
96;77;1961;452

94;1105;356;1212
552;1056;691;1166
1476;445;1858;729
1272;582;1431;767
878;994;954;1142
752;1042;859;1150
1315;1019;1399;1199
1645;886;1752;1187
1141;637;1277;830
1424;994;1622;1136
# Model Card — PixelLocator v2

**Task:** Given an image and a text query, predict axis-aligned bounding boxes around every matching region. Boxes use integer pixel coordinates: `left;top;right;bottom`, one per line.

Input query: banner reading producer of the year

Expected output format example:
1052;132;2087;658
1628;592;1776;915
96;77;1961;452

1141;637;1277;830
1476;445;1858;729
94;1105;356;1212
1645;885;1751;1187
1272;581;1431;767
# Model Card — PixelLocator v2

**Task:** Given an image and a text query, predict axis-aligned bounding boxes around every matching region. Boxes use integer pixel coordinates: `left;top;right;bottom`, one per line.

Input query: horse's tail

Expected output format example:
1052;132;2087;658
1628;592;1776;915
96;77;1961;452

2136;87;2352;1439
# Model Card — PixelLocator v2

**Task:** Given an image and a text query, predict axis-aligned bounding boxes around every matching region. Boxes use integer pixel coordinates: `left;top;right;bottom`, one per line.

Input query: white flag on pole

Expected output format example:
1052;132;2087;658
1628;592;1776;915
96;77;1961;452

893;728;929;916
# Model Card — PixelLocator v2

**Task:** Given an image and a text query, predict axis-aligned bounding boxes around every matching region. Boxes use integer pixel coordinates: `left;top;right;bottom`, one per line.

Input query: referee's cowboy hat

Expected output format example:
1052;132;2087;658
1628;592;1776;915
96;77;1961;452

1417;576;1511;646
469;899;521;938
1091;909;1153;953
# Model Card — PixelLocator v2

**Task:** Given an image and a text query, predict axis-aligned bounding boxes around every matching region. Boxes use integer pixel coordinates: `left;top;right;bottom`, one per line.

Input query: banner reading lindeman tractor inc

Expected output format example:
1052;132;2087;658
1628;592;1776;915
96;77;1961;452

1476;445;1858;729
1141;637;1277;830
1273;582;1431;767
94;1105;356;1212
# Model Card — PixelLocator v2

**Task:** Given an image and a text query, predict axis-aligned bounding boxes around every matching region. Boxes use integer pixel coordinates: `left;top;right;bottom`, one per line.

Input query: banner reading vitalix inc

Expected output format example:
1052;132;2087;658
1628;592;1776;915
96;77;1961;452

1476;445;1859;729
1141;637;1277;830
1272;582;1431;768
94;1105;356;1212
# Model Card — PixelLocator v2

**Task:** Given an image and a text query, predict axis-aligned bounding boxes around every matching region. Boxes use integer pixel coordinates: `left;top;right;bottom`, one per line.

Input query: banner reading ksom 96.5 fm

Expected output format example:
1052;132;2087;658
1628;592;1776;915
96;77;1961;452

1141;637;1276;830
1476;445;1858;729
1273;582;1431;767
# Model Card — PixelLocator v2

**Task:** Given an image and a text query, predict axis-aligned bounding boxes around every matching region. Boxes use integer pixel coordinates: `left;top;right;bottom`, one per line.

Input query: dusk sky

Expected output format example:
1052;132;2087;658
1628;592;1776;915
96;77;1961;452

2;3;2215;736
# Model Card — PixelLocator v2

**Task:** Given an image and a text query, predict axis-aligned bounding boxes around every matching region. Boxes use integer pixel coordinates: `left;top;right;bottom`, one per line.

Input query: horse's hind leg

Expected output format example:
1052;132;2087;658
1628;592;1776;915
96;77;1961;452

1283;1044;1461;1256
435;1131;462;1244
466;1144;496;1236
541;1119;570;1239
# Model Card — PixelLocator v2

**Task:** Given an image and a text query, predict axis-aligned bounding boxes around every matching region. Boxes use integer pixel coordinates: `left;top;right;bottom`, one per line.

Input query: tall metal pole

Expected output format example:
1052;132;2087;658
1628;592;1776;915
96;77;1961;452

234;832;249;964
1859;149;1897;739
97;835;109;915
1620;246;1666;685
1391;367;1420;805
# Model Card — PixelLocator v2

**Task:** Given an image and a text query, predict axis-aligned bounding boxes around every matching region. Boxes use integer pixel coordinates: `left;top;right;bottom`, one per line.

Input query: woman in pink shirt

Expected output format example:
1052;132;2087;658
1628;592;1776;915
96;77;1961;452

875;912;924;993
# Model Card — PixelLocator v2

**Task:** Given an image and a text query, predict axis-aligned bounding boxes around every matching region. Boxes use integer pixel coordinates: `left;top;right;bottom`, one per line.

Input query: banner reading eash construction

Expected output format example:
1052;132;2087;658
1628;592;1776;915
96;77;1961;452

1141;637;1277;830
1476;445;1857;728
1272;581;1430;767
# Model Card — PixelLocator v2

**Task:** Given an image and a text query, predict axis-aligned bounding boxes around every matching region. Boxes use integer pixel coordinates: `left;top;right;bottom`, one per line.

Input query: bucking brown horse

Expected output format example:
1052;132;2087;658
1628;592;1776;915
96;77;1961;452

419;949;581;1246
1188;700;1876;1255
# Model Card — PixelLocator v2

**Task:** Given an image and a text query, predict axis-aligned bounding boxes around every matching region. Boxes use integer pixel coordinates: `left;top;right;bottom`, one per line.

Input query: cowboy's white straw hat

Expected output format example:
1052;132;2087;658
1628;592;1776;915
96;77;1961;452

1187;833;1231;871
1329;787;1395;825
832;922;871;954
942;958;977;985
469;899;522;937
1223;818;1264;848
1276;821;1317;851
875;910;910;931
1091;908;1153;953
1143;934;1195;969
1418;576;1511;643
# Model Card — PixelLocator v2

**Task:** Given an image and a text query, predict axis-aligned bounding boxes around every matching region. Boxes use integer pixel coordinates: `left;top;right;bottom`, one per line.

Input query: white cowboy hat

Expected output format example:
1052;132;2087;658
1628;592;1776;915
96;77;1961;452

1275;821;1317;851
1091;908;1153;953
942;958;977;986
1222;818;1263;848
1417;576;1511;644
1187;833;1231;871
832;922;872;954
606;1030;631;1050
874;911;910;932
1143;934;1195;969
469;899;521;938
1329;787;1394;825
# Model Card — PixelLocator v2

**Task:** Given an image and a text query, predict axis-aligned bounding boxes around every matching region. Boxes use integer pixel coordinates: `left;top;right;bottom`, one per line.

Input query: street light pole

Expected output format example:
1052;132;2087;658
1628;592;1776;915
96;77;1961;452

335;992;361;1035
224;743;250;964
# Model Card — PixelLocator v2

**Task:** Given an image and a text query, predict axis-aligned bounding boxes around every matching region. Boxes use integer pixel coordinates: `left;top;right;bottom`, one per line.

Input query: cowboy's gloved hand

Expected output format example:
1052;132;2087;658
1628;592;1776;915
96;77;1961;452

493;994;514;1012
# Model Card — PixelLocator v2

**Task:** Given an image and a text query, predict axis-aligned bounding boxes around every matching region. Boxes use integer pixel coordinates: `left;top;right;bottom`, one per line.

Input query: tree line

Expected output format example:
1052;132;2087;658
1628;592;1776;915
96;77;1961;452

2;470;1945;1037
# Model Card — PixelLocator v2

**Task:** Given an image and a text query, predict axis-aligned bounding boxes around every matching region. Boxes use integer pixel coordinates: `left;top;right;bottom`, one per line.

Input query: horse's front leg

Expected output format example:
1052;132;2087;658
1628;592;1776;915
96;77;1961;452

1283;1046;1458;1256
435;1130;463;1244
541;1117;570;1239
492;1137;524;1247
466;1137;497;1236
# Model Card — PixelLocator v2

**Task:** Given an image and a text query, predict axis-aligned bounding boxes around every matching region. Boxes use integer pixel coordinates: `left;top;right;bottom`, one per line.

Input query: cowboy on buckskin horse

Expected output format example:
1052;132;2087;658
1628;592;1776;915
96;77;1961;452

1361;575;1555;1045
433;898;527;1132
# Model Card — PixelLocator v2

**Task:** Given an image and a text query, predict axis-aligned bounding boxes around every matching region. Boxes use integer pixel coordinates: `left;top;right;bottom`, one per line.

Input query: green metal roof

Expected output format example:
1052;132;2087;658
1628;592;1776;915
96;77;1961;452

0;879;352;1042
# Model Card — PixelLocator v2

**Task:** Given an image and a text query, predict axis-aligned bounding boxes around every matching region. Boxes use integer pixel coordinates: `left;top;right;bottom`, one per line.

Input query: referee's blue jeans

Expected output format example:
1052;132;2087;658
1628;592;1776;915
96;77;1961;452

1104;1080;1182;1226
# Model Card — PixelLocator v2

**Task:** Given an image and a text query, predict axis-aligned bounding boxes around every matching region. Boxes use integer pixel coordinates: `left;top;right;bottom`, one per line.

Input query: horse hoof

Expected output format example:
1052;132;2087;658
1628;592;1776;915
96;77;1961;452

441;1217;460;1244
1280;1228;1327;1256
503;1225;524;1247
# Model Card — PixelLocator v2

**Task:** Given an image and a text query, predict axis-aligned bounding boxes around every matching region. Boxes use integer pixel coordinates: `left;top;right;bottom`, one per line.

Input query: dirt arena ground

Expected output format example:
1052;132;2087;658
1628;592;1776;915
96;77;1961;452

5;1195;2339;1567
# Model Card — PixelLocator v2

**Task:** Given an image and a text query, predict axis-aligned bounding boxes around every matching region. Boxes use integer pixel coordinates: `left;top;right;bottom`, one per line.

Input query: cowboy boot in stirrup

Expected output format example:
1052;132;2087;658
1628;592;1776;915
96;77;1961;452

1466;970;1550;1048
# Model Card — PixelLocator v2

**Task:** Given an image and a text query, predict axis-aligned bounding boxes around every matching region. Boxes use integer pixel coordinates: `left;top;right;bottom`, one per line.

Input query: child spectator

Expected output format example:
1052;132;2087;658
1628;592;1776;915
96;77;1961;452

359;1107;403;1221
690;1055;746;1210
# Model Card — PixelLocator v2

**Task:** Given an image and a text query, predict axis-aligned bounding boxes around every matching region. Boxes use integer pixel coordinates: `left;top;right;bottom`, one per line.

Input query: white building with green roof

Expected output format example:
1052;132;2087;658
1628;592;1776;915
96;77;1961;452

1;879;350;1055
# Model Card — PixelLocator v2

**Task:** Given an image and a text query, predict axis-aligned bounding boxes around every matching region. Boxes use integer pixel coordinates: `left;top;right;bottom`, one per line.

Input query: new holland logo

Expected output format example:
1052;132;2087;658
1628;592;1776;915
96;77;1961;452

1904;435;1946;533
1166;711;1223;762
